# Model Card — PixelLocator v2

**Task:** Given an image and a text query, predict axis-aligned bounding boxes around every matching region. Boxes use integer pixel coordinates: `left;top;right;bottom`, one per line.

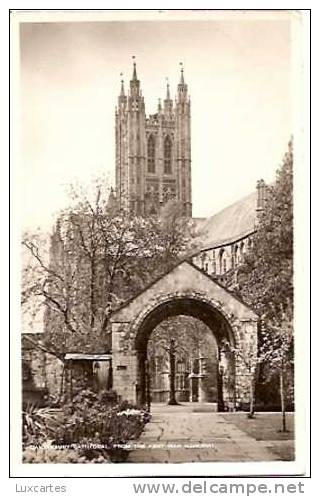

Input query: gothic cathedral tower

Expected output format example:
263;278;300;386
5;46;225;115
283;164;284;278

115;62;192;217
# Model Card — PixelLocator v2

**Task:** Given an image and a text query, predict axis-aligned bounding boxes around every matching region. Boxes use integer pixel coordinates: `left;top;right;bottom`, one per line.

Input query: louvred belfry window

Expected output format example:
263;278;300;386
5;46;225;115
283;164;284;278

147;135;155;173
164;136;172;174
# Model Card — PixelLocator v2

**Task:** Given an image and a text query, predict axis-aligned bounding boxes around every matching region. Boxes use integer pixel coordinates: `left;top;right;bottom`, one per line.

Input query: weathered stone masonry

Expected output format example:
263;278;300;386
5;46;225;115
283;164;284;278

110;260;258;410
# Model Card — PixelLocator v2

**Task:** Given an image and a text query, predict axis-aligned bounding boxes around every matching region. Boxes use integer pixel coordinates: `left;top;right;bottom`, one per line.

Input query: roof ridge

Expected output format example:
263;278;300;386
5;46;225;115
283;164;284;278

203;189;257;222
111;258;257;319
195;189;257;251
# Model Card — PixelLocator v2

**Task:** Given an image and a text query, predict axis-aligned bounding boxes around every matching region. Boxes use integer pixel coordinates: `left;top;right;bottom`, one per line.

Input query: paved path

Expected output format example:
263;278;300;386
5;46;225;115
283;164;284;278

128;403;281;463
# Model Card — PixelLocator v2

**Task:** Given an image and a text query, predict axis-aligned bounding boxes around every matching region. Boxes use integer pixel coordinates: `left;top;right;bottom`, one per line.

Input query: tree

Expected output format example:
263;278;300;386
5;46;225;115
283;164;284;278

22;178;195;398
157;199;198;267
236;139;293;321
231;140;294;424
221;333;263;418
163;338;179;406
260;305;294;431
148;316;217;405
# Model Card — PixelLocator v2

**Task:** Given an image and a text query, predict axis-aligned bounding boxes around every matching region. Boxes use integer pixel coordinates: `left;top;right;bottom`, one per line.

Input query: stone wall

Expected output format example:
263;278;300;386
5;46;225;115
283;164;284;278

22;336;64;405
192;234;253;281
110;260;258;409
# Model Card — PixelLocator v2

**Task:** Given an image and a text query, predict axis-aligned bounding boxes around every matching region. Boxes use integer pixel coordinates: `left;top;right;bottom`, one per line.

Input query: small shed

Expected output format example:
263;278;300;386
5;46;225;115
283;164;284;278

64;353;112;392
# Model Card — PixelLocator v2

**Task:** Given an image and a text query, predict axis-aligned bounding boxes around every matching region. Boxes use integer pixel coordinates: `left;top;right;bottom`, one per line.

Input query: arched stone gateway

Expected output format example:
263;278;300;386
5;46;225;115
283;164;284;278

110;261;258;411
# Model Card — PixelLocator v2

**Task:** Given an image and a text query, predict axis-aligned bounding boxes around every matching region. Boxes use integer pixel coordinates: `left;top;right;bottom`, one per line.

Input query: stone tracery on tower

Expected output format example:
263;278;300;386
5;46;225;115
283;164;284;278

115;62;192;217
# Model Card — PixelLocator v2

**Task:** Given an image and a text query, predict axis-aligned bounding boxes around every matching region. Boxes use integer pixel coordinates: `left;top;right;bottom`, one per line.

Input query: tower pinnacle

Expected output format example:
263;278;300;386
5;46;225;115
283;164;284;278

130;56;140;96
179;62;185;84
132;56;138;81
166;79;170;100
115;60;192;217
118;72;127;109
120;73;125;96
177;63;188;102
164;78;172;116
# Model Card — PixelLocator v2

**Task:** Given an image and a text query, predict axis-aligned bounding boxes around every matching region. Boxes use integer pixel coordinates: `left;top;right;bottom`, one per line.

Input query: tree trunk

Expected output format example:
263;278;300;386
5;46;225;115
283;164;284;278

279;369;287;432
145;359;151;412
217;364;224;412
247;372;256;419
69;362;74;408
168;340;179;405
90;257;96;327
101;279;115;335
58;362;66;404
107;361;113;390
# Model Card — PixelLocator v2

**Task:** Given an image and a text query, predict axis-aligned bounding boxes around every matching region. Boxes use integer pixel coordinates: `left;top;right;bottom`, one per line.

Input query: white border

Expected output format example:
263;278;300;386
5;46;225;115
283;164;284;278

8;6;310;479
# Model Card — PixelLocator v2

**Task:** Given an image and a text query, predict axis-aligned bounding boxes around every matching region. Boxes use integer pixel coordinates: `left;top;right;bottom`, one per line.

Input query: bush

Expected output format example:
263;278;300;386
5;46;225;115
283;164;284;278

54;390;149;462
22;405;62;447
22;389;150;463
23;443;89;464
99;389;119;406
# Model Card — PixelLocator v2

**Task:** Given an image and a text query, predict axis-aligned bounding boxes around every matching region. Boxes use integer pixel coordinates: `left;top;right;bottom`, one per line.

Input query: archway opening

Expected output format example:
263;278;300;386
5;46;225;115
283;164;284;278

134;297;236;411
147;316;219;405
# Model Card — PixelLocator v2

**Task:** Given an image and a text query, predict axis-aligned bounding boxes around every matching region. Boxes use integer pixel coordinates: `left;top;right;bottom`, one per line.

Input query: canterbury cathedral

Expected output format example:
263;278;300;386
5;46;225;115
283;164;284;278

115;62;192;217
22;61;271;411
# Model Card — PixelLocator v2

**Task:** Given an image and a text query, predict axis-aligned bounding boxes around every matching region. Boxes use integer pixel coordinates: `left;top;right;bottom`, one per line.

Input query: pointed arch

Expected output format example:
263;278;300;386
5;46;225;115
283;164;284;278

233;244;239;268
164;135;172;174
219;248;225;274
240;240;245;262
212;249;217;274
147;134;156;173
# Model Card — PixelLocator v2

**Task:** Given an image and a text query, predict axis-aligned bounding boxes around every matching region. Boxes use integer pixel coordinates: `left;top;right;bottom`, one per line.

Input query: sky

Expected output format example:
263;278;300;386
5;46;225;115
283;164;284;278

19;13;294;229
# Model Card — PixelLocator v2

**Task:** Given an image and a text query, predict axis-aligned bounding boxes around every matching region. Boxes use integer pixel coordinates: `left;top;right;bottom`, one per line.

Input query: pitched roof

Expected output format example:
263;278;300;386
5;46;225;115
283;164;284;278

111;259;257;319
195;190;257;250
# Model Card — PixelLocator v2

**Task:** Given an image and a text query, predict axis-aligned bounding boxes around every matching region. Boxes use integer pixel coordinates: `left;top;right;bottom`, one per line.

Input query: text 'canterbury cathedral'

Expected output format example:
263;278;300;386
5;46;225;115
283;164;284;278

115;62;192;217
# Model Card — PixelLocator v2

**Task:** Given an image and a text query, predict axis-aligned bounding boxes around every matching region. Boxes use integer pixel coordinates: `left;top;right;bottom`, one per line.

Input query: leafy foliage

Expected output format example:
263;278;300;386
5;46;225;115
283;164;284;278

22;180;195;356
22;405;63;447
227;140;294;422
54;389;150;461
148;316;216;360
22;390;150;463
235;140;293;322
23;444;90;464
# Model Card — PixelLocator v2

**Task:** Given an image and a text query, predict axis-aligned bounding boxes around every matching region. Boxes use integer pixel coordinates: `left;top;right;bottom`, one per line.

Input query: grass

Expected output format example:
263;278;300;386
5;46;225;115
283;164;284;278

222;412;295;461
222;412;294;441
266;441;295;461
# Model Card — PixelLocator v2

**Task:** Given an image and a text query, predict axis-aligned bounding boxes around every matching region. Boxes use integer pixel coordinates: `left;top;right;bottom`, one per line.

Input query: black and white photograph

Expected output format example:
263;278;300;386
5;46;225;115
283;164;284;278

10;9;310;477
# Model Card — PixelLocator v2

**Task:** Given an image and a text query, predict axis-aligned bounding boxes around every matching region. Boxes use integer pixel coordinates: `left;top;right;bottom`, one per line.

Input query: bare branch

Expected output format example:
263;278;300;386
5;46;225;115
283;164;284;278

23;335;65;362
23;240;64;283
